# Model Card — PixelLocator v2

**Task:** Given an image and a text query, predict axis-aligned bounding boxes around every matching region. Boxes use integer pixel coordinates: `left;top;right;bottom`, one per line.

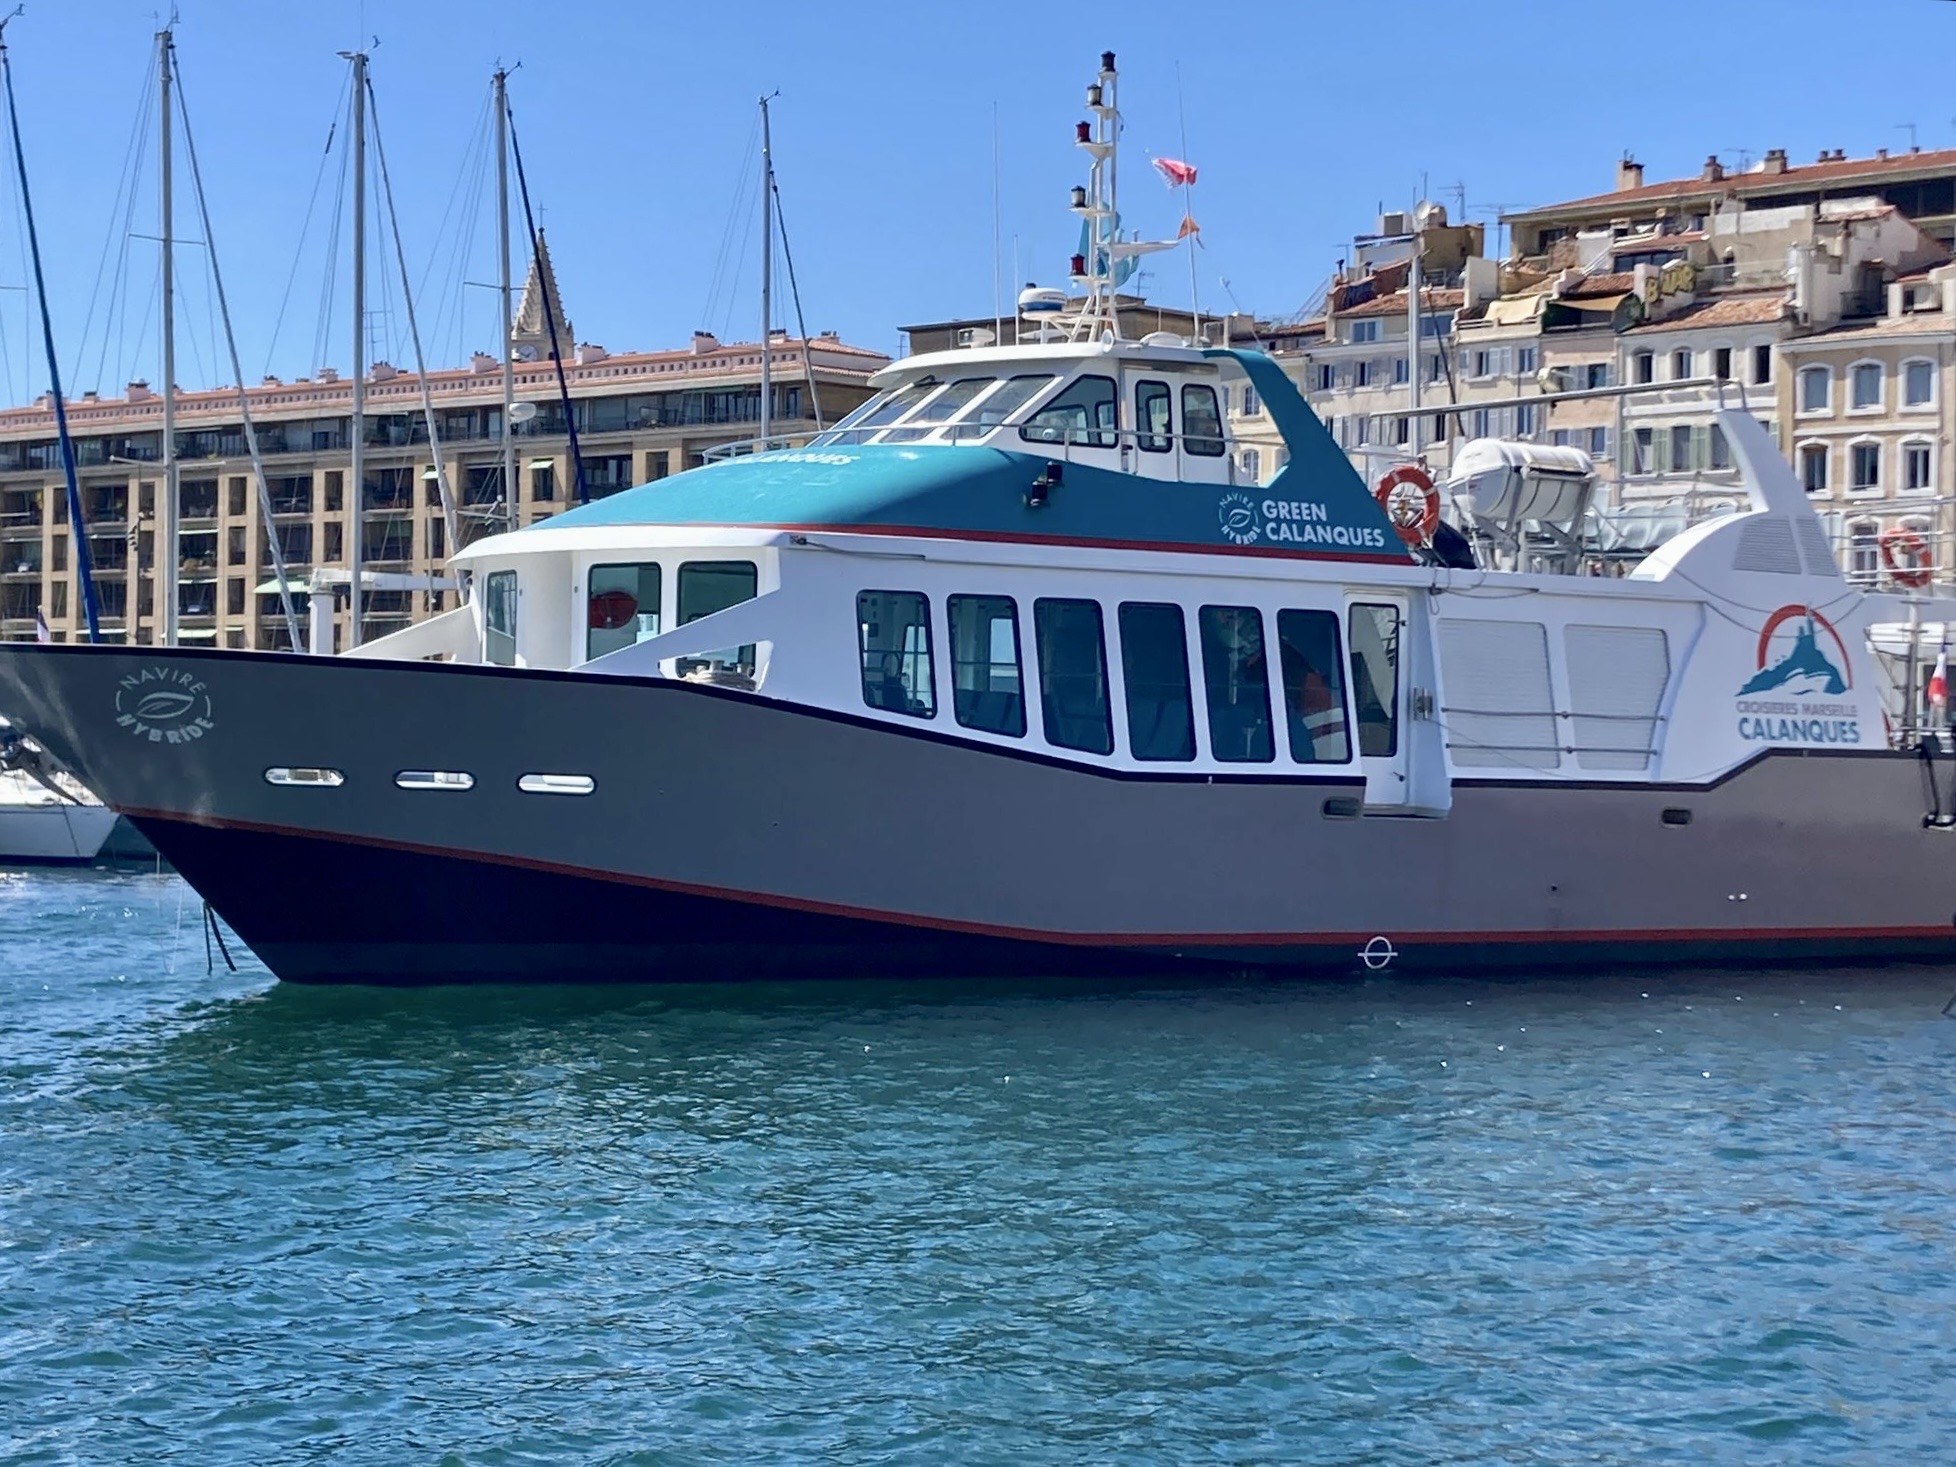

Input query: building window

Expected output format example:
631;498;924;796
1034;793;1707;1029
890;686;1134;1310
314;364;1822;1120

1034;598;1112;755
1904;359;1936;408
1633;351;1654;384
1314;364;1335;393
1850;361;1884;410
1392;357;1409;385
948;594;1024;737
1850;441;1881;492
1199;605;1274;762
1904;439;1934;493
1798;365;1831;414
857;590;935;718
1669;424;1694;473
1241;448;1261;482
1517;345;1537;375
1630;427;1654;474
1117;602;1195;761
1276;609;1349;764
1713;347;1732;381
1395;416;1410;445
484;569;517;666
1516;403;1537;436
1349;319;1380;343
226;576;244;616
1354;360;1372;388
647;451;670;481
1710;424;1731;470
1471;408;1491;439
1752;343;1773;385
1672;348;1693;380
1848;520;1880;583
531;464;555;501
1353;416;1370;446
587;562;662;661
1588;426;1609;460
228;477;246;516
1584;362;1611;390
1240;385;1260;417
1799;443;1829;494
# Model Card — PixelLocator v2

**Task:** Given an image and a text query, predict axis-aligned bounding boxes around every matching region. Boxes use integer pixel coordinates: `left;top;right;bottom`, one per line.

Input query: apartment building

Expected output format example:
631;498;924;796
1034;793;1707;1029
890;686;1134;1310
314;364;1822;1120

0;327;886;648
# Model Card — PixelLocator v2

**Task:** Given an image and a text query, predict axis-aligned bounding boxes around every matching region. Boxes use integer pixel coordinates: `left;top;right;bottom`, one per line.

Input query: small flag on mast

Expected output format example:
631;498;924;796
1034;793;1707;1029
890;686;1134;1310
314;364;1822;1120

1177;213;1201;239
1930;645;1948;712
1153;156;1198;188
34;606;49;644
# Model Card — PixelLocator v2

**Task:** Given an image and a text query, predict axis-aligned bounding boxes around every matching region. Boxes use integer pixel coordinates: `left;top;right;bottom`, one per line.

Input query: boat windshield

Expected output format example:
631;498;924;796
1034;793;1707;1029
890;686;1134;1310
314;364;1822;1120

813;380;939;445
879;377;997;442
944;374;1057;440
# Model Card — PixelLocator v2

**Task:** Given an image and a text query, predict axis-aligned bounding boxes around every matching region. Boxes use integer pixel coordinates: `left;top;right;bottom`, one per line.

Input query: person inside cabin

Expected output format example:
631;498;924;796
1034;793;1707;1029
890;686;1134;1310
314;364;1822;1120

871;651;913;714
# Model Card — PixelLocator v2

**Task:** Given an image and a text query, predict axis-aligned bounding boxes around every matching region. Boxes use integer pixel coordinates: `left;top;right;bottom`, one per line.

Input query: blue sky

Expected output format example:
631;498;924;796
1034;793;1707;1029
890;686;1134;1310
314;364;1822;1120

0;0;1946;402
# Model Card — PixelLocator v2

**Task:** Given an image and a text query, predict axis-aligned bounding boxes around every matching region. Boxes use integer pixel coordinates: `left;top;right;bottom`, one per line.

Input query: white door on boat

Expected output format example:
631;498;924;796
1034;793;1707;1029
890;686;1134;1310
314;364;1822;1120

1347;598;1411;810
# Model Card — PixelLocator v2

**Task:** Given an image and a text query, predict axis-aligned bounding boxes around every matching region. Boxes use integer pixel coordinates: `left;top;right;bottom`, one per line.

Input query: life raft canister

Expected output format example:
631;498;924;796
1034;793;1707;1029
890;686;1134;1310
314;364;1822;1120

588;589;639;630
1374;464;1439;547
1879;526;1934;589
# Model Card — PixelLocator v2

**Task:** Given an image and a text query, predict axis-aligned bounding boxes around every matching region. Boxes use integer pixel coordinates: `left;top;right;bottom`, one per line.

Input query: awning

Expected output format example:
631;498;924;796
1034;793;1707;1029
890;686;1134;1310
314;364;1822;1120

1556;292;1630;314
1483;294;1543;326
178;627;219;640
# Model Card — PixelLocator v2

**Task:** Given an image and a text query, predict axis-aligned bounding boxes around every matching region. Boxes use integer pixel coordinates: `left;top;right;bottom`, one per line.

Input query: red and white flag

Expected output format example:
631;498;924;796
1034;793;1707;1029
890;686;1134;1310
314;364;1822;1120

1153;156;1198;188
1930;646;1948;710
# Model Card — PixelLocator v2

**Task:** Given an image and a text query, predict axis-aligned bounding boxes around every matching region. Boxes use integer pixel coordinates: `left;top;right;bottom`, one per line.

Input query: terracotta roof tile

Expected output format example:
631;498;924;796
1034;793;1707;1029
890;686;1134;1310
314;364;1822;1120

1339;287;1463;319
1624;292;1788;333
1559;271;1635;299
1508;146;1956;221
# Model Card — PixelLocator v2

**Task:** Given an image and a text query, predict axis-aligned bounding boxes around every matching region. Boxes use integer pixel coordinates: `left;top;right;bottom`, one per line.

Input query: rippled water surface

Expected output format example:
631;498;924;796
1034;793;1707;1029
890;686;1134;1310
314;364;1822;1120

7;870;1956;1463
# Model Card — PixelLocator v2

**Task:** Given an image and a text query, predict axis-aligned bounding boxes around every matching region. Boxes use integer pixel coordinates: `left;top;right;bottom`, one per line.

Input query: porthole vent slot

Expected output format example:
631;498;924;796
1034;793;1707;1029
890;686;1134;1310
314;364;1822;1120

265;766;344;788
517;773;595;796
395;770;476;792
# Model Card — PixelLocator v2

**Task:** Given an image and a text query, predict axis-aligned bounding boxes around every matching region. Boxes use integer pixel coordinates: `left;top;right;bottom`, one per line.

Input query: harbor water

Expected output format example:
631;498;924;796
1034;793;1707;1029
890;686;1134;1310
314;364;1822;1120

6;869;1956;1464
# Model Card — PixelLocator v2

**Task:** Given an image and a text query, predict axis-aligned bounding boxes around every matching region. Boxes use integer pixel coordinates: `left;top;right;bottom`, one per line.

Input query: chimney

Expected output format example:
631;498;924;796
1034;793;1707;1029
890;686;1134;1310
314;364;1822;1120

691;330;720;354
318;366;339;383
81;390;98;402
370;361;397;382
1762;148;1789;175
1616;156;1645;191
471;352;498;374
126;380;152;403
1876;147;1889;161
575;343;608;365
1702;155;1725;183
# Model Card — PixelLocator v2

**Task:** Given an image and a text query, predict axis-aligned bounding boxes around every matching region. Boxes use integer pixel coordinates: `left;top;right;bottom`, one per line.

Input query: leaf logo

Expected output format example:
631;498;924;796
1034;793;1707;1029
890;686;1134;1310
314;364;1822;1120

1218;492;1261;546
134;689;197;722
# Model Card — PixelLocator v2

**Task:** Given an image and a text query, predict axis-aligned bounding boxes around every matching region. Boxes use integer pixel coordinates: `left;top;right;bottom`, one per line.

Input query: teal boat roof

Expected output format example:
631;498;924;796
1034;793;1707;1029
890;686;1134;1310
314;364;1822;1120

511;348;1410;564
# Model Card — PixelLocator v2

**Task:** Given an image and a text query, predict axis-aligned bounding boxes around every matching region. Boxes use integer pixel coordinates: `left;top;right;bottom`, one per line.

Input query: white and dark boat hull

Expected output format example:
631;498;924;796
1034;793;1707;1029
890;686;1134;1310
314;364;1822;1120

0;645;1952;984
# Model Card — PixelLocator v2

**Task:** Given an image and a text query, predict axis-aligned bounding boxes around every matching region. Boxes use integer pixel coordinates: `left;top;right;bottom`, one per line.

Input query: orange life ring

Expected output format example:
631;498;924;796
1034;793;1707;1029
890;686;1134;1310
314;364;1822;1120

1375;464;1439;547
1879;526;1933;588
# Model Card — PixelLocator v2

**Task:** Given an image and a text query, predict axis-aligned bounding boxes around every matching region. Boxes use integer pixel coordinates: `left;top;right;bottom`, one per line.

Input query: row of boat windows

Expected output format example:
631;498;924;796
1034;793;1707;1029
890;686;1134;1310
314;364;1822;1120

856;591;1401;765
264;768;595;795
484;559;762;668
811;372;1227;454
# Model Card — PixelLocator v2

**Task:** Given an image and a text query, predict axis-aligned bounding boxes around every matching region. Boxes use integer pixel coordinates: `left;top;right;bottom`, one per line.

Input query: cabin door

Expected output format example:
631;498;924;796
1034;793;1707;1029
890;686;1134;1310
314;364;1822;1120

1347;598;1412;810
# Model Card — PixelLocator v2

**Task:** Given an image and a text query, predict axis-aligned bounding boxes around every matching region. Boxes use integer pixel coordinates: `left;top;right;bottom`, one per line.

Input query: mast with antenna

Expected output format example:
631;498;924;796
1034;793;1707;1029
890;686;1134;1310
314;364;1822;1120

157;22;177;646
345;47;366;649
1068;52;1119;341
759;93;773;452
1407;196;1422;459
495;66;515;527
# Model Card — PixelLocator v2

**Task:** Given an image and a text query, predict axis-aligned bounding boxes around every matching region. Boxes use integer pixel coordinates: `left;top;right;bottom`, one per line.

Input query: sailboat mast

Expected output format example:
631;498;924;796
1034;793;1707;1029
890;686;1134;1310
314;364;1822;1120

347;49;366;649
157;26;177;647
758;94;773;451
495;67;514;528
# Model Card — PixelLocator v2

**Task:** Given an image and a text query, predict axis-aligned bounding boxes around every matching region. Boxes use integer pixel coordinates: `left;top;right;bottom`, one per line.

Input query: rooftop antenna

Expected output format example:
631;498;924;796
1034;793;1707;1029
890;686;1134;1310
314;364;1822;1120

1068;51;1120;341
1898;122;1918;152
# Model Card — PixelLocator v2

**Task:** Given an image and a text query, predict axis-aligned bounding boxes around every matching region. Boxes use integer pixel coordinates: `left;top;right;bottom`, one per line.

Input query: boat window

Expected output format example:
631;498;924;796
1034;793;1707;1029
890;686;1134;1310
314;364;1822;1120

945;374;1055;439
1199;605;1274;762
1020;375;1118;449
817;380;940;444
395;770;475;792
1034;598;1113;755
879;377;995;442
948;594;1024;737
518;773;596;795
1182;384;1225;457
264;766;344;787
1276;610;1351;764
809;390;894;443
1118;602;1195;761
677;560;758;680
1348;603;1401;757
1135;380;1172;453
586;562;661;661
484;569;518;666
857;590;936;719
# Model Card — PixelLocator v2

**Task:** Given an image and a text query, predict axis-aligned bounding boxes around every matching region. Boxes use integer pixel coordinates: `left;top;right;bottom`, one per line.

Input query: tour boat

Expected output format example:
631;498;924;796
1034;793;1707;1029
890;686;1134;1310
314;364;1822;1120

0;54;1953;982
